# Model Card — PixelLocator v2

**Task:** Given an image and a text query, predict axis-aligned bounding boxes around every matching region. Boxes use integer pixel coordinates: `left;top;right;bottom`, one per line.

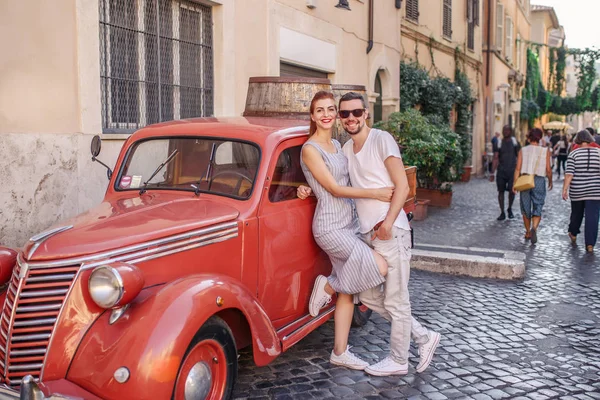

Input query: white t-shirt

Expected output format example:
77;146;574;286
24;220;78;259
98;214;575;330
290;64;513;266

342;129;411;234
521;145;547;177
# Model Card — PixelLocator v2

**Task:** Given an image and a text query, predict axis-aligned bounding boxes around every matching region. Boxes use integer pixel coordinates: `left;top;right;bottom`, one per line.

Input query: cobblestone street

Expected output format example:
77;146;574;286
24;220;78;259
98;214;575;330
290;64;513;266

232;177;600;400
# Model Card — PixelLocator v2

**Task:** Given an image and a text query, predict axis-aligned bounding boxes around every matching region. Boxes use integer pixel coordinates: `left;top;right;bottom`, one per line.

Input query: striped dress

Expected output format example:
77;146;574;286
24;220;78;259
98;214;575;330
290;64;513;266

566;147;600;201
301;140;385;294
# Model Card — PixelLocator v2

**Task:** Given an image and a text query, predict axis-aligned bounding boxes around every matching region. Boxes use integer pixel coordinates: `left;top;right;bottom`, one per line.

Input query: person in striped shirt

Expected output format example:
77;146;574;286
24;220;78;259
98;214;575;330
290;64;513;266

562;130;600;253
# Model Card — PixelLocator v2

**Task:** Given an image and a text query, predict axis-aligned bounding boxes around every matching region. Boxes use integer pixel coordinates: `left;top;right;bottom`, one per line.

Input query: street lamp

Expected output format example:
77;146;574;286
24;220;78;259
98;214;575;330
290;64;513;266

336;0;351;11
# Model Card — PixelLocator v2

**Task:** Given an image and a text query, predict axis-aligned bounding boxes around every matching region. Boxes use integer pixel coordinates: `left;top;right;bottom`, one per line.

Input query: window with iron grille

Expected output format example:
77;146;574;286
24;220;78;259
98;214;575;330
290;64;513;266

405;0;419;23
443;0;452;39
99;0;213;133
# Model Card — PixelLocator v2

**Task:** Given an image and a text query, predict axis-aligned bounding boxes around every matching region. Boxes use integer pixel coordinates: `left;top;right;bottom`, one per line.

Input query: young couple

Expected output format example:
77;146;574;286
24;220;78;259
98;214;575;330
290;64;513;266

297;91;440;376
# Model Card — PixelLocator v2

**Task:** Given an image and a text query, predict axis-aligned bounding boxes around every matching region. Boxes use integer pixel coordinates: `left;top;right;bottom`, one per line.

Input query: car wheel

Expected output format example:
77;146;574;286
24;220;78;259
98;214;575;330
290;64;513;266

351;303;372;327
173;316;237;400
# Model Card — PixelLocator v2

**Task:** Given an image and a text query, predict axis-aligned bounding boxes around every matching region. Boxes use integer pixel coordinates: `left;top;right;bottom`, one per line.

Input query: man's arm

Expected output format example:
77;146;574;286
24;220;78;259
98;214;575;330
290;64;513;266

490;152;499;181
490;138;500;181
302;145;393;201
374;156;409;240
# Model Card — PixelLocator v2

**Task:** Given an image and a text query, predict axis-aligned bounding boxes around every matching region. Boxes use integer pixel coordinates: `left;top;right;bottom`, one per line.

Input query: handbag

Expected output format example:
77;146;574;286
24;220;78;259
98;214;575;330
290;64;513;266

513;174;535;191
514;147;543;192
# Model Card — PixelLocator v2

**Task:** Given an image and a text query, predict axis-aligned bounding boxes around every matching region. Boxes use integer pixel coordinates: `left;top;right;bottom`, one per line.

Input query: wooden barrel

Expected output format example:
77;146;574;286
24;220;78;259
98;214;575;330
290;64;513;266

331;84;368;145
243;77;332;119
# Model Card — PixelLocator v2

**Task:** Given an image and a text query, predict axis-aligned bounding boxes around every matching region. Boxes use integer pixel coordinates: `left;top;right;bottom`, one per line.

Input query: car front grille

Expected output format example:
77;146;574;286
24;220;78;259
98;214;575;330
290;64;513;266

0;259;79;386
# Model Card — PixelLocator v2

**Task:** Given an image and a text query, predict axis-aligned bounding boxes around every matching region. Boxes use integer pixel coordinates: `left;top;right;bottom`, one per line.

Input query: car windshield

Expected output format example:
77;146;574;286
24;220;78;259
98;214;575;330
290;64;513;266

117;137;260;199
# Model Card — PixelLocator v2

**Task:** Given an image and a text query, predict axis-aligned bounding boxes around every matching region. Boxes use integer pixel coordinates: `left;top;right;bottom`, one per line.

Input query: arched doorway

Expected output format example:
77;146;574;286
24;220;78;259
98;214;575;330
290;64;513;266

374;71;383;123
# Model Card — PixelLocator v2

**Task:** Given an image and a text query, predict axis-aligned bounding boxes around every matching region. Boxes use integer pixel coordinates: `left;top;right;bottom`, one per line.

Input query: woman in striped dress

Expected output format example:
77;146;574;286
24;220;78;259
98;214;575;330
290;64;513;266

512;128;553;244
300;91;392;369
562;130;600;252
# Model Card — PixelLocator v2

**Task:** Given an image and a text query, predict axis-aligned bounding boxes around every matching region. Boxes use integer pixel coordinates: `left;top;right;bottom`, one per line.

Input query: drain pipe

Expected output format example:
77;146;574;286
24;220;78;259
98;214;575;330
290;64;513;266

366;0;373;53
486;0;491;85
485;0;493;146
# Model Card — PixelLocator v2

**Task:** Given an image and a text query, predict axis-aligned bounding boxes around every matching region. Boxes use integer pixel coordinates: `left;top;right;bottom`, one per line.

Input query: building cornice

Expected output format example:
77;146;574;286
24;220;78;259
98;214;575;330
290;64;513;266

401;25;483;72
483;47;519;72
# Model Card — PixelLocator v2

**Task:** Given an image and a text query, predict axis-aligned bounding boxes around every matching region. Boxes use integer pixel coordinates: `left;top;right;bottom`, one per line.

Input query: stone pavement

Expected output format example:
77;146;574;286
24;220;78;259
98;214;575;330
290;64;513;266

232;178;600;399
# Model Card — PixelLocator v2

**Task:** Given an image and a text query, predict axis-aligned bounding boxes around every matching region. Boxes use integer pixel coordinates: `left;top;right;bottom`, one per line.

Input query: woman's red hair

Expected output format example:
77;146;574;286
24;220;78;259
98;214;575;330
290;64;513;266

309;91;335;136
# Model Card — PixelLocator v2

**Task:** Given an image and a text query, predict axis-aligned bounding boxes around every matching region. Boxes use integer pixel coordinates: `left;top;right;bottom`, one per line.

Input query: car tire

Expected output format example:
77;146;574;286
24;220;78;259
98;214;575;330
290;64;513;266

173;316;238;400
351;303;373;327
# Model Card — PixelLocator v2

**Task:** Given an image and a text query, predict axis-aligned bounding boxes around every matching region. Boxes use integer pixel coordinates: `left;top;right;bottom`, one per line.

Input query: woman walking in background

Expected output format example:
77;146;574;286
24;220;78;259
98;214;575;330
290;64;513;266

553;135;569;179
562;130;600;253
513;128;553;244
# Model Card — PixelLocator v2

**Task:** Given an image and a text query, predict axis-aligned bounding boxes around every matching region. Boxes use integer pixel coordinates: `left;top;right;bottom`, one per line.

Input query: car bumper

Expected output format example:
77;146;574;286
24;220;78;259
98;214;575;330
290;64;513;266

0;385;17;400
0;375;101;400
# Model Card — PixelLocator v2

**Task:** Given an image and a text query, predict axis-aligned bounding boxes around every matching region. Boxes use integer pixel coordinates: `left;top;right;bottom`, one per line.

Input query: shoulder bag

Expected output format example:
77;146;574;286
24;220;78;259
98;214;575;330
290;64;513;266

514;147;543;192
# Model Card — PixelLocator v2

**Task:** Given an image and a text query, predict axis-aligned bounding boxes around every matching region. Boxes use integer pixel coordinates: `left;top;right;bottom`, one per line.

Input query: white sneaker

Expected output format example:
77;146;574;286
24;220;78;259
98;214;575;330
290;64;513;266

416;331;441;373
308;275;331;317
365;356;408;376
330;346;369;370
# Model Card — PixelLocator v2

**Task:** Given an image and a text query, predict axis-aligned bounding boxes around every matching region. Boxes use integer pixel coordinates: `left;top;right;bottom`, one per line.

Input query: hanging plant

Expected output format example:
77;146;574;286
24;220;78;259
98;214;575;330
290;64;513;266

454;68;474;166
521;45;600;120
536;83;552;114
574;50;599;111
520;99;540;127
420;76;457;123
555;46;567;94
548;47;556;92
400;62;430;111
523;48;541;101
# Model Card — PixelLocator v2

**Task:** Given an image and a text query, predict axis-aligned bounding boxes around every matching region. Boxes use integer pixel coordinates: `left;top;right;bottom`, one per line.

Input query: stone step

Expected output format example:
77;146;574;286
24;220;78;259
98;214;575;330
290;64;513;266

412;244;526;280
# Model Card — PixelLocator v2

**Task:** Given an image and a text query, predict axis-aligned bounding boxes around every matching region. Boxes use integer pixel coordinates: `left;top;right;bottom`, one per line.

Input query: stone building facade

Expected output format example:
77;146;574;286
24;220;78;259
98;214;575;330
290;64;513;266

0;0;403;248
400;0;485;174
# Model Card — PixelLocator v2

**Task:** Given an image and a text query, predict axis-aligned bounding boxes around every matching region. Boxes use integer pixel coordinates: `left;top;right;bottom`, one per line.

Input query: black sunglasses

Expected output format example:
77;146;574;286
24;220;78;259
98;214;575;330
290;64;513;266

339;109;365;118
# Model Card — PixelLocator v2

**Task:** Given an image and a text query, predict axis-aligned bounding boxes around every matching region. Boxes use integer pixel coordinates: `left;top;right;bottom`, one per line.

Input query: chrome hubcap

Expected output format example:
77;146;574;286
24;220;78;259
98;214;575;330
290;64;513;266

184;361;212;400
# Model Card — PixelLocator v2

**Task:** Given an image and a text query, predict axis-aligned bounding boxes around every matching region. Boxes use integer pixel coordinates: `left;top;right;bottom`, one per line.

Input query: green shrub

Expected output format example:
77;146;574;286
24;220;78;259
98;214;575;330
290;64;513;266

374;110;462;190
400;62;429;111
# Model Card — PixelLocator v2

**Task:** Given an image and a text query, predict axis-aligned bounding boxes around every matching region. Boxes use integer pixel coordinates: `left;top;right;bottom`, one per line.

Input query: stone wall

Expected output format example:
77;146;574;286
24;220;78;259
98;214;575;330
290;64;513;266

0;133;123;248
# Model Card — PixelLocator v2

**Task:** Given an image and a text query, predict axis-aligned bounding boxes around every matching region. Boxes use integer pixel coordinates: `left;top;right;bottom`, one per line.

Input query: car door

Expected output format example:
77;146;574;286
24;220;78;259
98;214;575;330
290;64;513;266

257;138;331;326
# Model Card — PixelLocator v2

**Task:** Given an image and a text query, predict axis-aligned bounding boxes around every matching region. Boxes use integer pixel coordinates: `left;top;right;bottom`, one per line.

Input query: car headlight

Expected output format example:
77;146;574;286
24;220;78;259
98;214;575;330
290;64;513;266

89;263;144;309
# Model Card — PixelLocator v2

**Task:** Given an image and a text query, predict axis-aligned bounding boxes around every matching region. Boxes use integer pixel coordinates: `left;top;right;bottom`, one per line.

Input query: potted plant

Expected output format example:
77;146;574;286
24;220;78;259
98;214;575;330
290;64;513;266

413;199;430;221
375;110;463;208
460;165;473;182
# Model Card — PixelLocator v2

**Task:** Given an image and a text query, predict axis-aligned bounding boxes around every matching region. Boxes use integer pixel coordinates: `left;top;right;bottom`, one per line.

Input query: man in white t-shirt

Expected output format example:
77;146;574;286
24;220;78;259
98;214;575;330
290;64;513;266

337;92;440;376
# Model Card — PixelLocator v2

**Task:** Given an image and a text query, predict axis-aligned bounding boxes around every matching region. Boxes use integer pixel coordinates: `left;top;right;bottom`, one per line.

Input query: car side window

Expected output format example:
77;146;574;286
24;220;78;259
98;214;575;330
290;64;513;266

269;146;307;202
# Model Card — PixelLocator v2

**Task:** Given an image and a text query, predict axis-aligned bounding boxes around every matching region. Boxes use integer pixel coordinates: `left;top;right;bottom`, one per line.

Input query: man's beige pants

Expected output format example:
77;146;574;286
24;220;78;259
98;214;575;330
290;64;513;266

359;227;429;364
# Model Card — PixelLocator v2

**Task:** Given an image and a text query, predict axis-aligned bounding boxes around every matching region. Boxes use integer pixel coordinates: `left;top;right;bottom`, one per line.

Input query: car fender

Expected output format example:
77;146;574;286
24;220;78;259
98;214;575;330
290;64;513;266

0;247;17;285
67;274;281;400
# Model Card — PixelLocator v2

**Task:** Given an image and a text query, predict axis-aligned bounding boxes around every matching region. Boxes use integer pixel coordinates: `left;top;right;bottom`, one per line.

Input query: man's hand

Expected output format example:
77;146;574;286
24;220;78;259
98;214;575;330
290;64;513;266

297;185;312;200
371;221;393;241
548;180;553;191
562;188;569;201
489;174;495;182
374;187;394;202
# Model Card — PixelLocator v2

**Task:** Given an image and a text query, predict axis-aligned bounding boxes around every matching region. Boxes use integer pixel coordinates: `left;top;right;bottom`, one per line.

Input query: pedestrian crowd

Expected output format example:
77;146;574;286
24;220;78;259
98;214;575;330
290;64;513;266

490;125;600;252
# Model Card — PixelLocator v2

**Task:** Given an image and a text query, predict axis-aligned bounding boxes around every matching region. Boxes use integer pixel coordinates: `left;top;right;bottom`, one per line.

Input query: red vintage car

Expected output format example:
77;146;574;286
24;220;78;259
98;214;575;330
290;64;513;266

0;117;415;400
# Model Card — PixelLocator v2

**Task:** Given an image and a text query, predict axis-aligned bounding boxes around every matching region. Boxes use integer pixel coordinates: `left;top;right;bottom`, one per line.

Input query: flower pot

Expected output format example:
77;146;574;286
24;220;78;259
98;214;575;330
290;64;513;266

460;165;473;182
416;188;452;208
413;199;430;221
403;166;417;214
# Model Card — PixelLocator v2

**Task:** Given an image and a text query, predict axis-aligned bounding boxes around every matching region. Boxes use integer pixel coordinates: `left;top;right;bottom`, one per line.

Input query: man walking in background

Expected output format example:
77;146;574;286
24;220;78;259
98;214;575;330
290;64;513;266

491;125;521;220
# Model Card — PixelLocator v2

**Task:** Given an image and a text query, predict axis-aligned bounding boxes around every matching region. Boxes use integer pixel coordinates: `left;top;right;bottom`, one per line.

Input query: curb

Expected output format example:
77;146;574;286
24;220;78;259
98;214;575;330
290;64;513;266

412;244;526;280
